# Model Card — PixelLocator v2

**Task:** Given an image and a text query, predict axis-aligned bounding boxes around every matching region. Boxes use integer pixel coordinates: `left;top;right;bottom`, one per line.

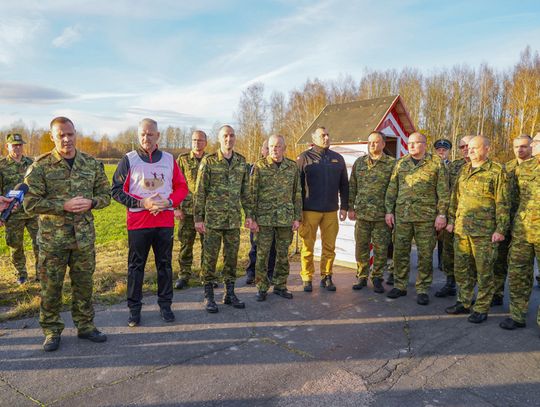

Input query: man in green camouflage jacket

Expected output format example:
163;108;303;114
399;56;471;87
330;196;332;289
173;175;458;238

250;135;301;301
492;135;532;306
445;135;509;324
0;133;39;284
348;131;395;294
500;132;540;333
24;117;111;352
194;125;252;313
174;130;207;289
385;132;449;305
436;135;473;298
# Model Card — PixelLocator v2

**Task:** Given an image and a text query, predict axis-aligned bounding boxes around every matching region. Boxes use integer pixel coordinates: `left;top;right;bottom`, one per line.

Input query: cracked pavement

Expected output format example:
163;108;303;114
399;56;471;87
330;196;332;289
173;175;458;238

1;256;539;407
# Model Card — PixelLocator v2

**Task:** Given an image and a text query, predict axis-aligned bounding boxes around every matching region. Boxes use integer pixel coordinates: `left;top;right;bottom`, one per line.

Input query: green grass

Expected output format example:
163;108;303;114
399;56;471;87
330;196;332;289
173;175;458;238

0;164;252;322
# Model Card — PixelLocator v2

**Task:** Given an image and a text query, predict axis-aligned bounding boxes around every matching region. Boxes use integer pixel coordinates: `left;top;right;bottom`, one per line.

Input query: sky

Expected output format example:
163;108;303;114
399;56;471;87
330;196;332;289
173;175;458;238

0;0;539;137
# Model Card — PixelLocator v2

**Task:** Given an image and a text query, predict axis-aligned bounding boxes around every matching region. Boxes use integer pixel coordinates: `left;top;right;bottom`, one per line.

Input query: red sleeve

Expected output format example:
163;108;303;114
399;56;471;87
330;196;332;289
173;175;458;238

169;159;188;207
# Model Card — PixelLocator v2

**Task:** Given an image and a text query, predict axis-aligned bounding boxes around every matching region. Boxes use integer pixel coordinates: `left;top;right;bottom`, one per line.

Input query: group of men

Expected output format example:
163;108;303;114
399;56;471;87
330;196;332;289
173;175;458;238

1;116;538;352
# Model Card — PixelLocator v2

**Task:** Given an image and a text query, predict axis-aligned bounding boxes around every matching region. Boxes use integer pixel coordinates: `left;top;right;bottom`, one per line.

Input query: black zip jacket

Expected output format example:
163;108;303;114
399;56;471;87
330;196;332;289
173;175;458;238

296;145;349;212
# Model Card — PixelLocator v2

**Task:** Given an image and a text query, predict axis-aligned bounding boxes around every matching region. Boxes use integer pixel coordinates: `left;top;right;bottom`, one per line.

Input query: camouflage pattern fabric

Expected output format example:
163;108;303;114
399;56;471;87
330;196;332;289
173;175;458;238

177;214;204;280
250;156;301;292
177;151;206;214
441;157;468;277
507;157;539;324
176;151;206;280
0;155;39;278
201;227;240;284
385;153;449;292
349;153;395;280
493;159;518;297
24;148;111;335
448;159;509;313
193;150;251;229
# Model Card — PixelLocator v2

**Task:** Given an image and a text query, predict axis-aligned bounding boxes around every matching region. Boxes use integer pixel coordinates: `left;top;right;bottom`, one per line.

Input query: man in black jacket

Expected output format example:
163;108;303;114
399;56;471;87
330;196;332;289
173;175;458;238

297;127;349;292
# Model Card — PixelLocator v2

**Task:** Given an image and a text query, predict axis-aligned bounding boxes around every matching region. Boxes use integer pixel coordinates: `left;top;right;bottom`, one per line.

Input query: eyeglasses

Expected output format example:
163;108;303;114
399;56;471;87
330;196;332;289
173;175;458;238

459;145;467;149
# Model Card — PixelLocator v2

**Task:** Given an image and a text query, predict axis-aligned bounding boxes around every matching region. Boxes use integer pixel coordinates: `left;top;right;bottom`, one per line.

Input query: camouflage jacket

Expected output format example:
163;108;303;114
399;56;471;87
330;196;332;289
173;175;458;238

504;158;519;223
385;153;449;222
250;156;302;227
177;151;206;215
510;157;539;244
193;150;251;229
448;158;467;190
448;159;509;237
0;155;35;220
349;153;395;221
23;149;111;250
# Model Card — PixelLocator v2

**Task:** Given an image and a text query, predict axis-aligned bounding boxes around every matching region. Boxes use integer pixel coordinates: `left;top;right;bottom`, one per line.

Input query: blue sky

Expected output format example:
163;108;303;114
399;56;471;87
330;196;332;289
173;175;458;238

0;0;539;137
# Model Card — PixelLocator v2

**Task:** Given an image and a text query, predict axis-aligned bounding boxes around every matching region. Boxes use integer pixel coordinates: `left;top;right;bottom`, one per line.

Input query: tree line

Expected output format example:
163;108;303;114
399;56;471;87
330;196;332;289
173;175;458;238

1;46;538;164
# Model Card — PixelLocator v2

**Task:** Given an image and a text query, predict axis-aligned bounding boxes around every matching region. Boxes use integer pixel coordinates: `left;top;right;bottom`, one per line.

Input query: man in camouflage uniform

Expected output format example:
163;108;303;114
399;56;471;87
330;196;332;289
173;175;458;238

194;125;252;313
435;135;473;298
0;133;39;284
250;135;301;301
499;133;540;332
348;131;395;294
445;135;509;324
492;135;532;306
24;117;111;352
174;130;207;289
385;132;449;305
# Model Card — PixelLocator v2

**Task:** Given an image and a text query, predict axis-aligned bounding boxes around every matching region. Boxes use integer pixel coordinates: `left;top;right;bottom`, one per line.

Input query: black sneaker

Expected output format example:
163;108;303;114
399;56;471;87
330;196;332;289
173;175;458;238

352;278;367;290
386;273;394;285
43;335;61;352
273;288;293;299
255;290;267;302
372;278;385;294
174;278;189;290
490;295;503;307
303;281;313;292
445;302;470;314
499;317;526;330
387;288;407;298
78;329;107;343
128;310;141;327
321;276;336;291
468;312;488;324
160;307;175;323
417;293;429;306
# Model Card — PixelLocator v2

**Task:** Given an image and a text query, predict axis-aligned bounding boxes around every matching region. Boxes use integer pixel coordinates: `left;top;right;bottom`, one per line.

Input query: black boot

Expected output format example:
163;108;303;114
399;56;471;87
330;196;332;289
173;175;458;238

204;283;219;313
223;282;245;309
435;276;456;297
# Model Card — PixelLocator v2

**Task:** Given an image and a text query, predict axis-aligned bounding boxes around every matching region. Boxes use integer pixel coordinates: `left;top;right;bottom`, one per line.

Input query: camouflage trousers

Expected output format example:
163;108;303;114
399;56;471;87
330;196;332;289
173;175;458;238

255;226;293;292
355;219;391;281
4;217;39;279
39;246;96;336
507;235;539;325
441;229;455;278
177;215;204;280
393;221;436;294
201;227;239;284
454;234;496;313
493;233;511;298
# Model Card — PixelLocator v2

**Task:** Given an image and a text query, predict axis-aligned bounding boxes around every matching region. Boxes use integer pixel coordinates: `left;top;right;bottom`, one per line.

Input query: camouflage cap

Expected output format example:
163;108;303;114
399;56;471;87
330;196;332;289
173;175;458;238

433;138;452;150
6;133;26;145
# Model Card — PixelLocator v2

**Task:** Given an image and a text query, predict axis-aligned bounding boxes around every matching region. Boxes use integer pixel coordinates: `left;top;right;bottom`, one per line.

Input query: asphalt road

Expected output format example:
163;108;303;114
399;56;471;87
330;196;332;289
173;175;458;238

1;256;539;407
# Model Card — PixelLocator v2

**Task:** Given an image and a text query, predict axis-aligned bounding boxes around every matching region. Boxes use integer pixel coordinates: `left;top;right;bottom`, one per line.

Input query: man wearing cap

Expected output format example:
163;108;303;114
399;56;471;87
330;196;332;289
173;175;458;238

0;133;39;284
435;135;474;298
433;138;452;273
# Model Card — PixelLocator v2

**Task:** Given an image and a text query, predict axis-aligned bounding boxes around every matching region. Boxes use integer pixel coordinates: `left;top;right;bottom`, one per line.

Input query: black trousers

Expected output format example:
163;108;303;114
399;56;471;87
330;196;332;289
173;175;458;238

127;227;174;311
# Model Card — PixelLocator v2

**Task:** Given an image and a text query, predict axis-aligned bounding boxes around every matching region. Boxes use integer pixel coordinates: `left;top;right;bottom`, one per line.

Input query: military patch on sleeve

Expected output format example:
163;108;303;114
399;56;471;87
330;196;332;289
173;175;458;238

331;159;339;163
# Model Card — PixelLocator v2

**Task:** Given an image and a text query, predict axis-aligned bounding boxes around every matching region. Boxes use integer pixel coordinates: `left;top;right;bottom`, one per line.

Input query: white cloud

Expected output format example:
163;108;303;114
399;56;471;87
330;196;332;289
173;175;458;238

0;18;42;65
52;25;82;48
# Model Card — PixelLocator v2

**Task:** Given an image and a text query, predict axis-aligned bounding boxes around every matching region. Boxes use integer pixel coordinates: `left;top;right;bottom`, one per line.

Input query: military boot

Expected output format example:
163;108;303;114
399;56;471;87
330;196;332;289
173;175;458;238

204;283;219;313
223;282;246;309
435;276;456;297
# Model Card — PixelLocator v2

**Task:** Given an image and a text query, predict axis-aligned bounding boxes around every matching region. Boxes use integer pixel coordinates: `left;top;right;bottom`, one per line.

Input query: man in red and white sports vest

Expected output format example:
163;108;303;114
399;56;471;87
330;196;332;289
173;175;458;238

112;118;188;327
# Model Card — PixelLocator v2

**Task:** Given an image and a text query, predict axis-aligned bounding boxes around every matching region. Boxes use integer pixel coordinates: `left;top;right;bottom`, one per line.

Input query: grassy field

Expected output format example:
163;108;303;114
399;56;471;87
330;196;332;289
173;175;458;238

0;164;253;322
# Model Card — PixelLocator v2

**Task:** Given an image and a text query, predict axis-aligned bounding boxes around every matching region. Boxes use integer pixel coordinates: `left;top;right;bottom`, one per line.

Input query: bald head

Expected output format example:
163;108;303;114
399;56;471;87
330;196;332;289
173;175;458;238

468;136;490;166
268;134;286;163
